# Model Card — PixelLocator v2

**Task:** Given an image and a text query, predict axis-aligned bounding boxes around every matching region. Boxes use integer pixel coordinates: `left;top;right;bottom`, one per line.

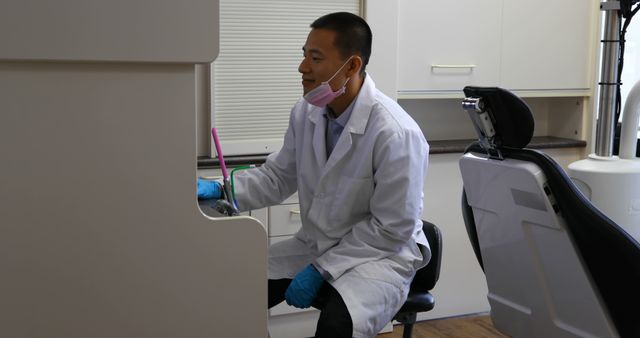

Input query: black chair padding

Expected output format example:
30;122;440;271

465;141;640;338
463;86;534;149
395;220;442;314
461;189;483;271
409;220;442;293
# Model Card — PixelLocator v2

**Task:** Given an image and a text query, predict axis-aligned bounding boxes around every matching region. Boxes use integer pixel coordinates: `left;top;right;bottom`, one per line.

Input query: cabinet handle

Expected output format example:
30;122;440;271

431;64;477;69
289;209;301;215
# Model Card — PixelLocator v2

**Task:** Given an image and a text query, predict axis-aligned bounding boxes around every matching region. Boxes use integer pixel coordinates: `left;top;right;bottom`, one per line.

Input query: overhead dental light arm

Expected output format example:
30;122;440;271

621;0;640;17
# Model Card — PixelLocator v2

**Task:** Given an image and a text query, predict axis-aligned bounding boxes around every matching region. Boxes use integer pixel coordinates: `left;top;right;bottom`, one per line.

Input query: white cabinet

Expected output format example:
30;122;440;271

500;0;597;91
397;0;503;96
396;0;599;98
268;195;302;237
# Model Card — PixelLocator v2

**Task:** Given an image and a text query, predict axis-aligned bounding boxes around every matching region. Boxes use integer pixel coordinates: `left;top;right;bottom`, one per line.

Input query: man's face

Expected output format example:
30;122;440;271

299;28;348;95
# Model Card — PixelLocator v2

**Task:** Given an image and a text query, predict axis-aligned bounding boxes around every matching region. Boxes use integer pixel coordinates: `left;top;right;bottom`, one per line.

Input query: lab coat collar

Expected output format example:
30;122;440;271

345;73;375;135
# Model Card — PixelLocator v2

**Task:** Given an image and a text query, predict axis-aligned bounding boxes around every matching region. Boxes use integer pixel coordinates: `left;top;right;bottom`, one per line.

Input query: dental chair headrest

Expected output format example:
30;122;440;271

463;86;534;149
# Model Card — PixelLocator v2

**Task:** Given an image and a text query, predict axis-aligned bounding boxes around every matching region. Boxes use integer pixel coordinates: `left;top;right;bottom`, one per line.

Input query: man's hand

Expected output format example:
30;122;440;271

197;178;222;200
285;264;325;308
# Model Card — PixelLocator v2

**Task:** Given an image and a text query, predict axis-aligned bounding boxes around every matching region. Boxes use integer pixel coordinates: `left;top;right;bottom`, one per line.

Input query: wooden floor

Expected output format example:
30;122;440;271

376;314;508;338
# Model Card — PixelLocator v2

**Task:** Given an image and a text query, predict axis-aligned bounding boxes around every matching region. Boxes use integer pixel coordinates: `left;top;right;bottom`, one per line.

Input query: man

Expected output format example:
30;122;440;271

199;12;430;338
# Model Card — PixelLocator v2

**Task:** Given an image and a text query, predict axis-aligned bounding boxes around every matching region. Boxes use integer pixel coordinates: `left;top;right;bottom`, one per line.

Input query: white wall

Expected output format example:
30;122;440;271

364;0;399;100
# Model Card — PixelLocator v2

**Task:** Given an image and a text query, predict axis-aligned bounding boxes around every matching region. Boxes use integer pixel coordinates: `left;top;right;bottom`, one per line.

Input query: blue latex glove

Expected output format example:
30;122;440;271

197;178;222;200
285;264;325;309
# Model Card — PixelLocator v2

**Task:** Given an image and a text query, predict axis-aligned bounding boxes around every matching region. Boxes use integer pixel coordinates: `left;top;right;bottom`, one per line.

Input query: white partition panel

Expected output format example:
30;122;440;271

0;2;267;337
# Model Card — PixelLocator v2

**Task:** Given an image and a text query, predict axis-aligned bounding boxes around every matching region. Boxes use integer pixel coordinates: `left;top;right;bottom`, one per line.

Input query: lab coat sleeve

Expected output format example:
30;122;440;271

315;127;429;280
233;107;299;211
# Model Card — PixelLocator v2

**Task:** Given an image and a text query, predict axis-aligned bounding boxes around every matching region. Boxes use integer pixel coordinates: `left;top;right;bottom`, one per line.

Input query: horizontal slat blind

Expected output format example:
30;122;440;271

213;0;360;156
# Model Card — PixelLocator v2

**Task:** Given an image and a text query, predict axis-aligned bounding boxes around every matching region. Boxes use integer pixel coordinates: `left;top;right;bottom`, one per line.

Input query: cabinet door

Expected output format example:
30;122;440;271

269;203;302;237
397;0;503;97
500;0;597;91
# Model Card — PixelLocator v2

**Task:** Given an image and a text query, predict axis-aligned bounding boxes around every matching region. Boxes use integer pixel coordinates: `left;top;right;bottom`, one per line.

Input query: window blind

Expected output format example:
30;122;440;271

212;0;360;156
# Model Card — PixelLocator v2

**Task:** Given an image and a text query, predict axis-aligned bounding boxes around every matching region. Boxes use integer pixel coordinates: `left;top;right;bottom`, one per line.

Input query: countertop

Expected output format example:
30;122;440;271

198;136;586;169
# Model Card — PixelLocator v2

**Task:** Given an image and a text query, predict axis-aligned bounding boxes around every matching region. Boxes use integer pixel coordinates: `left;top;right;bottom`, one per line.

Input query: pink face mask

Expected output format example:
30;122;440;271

303;56;353;107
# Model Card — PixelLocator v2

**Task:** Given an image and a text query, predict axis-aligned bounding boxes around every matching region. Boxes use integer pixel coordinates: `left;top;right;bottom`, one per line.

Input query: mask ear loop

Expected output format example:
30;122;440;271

335;77;351;93
324;56;355;86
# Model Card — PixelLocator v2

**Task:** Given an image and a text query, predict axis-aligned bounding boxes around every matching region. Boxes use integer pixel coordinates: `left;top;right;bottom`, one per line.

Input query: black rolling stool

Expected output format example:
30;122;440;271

392;220;443;338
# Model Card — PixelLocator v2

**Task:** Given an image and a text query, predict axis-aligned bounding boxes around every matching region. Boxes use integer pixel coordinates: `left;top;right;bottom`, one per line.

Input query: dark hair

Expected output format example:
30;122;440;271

311;12;372;76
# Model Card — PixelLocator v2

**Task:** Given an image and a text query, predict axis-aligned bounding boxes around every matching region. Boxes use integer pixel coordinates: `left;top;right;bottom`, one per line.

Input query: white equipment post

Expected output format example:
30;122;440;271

568;0;640;239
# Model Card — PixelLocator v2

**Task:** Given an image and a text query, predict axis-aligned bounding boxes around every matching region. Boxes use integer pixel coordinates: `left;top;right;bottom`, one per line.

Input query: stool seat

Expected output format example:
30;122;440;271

397;291;435;313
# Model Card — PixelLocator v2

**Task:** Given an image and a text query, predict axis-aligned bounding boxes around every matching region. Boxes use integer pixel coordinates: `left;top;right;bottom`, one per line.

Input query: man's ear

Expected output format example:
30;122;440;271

347;56;363;77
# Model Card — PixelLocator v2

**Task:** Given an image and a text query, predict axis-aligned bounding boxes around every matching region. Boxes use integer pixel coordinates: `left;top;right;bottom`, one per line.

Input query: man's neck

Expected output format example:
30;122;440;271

328;76;365;117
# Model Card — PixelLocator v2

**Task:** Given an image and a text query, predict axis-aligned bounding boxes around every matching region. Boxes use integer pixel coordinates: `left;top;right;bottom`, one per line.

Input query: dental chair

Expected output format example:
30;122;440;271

458;86;640;338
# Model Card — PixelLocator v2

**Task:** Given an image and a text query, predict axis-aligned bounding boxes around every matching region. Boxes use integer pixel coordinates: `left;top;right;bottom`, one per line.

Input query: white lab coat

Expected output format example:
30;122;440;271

235;75;430;337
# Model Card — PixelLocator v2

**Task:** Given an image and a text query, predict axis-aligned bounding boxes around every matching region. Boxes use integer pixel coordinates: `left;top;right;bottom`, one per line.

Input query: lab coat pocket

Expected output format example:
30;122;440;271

330;176;374;227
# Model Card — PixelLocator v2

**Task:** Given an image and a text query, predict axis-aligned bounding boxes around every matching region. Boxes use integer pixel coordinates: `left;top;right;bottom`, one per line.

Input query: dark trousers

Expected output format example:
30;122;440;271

269;279;353;338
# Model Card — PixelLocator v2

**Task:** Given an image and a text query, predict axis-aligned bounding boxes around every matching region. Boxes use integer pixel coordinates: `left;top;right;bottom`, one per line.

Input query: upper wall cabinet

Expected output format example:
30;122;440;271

397;0;503;98
500;0;597;93
396;0;599;99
